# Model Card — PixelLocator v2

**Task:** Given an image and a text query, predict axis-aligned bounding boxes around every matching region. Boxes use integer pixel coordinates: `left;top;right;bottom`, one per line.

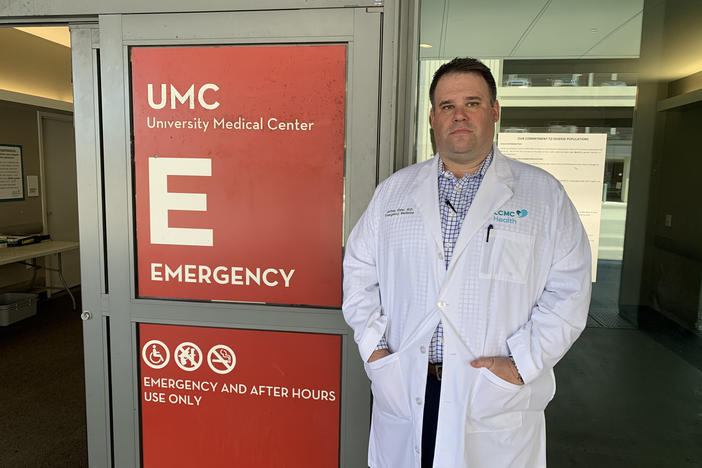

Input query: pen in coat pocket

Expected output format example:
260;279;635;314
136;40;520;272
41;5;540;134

486;224;494;242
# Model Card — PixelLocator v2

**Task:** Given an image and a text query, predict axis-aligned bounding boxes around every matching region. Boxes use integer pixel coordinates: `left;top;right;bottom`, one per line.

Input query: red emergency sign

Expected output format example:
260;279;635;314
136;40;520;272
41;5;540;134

131;45;346;306
139;324;342;467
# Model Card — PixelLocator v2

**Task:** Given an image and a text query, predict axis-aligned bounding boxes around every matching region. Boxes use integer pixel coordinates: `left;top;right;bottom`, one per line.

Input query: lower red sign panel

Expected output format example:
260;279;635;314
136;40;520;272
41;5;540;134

139;324;341;467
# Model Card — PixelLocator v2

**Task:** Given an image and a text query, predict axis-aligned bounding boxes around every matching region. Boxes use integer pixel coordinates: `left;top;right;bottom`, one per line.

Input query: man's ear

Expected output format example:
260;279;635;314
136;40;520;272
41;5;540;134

430;107;435;128
492;100;500;123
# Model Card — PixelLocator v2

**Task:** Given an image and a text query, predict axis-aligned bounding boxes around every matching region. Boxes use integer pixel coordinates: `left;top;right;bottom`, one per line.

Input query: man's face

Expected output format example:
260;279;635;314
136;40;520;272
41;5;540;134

430;72;499;168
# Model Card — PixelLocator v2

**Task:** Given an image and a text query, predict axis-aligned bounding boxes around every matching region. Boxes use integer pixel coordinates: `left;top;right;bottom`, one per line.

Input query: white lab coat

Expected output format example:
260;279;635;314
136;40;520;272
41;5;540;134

343;148;591;468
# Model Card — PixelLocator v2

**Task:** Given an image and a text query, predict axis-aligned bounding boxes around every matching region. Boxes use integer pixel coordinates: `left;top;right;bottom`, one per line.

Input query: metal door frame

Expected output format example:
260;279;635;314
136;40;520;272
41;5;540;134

98;8;383;468
70;24;114;467
0;2;414;466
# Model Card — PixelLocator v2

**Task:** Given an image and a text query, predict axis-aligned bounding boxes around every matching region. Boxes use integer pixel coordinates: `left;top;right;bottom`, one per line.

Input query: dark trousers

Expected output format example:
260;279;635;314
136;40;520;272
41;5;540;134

421;372;441;468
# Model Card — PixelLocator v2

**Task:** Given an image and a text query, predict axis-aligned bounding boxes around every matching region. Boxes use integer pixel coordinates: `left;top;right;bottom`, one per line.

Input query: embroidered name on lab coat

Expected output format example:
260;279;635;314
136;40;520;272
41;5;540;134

384;207;415;217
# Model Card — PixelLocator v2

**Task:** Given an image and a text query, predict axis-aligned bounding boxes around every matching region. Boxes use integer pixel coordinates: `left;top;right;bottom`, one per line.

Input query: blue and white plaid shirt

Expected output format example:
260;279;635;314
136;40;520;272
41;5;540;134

430;150;493;362
377;149;493;363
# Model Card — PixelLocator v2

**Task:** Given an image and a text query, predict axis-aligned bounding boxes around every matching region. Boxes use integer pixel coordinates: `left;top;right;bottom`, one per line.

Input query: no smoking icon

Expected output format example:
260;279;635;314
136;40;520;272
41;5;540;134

207;345;236;374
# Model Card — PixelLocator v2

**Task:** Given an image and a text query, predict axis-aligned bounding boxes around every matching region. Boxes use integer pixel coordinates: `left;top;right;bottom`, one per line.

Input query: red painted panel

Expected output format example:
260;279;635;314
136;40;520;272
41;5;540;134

131;45;346;306
139;324;341;467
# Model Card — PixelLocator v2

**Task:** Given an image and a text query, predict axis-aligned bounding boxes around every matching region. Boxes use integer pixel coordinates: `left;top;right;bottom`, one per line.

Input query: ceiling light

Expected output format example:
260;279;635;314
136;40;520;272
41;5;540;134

420;43;433;48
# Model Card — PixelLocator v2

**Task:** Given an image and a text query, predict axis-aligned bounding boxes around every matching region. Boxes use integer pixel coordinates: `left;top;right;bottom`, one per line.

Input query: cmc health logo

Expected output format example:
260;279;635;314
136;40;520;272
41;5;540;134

494;209;528;218
142;340;236;374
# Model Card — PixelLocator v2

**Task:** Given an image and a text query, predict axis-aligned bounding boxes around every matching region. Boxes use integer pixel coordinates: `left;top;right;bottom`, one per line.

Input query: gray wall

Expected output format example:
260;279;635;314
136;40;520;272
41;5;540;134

0;100;71;290
0;100;44;290
644;103;702;327
0;101;43;231
622;0;702;329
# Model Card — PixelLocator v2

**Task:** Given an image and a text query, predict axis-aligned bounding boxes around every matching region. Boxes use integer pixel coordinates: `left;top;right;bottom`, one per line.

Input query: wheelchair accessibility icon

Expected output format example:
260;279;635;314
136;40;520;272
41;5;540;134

142;340;170;369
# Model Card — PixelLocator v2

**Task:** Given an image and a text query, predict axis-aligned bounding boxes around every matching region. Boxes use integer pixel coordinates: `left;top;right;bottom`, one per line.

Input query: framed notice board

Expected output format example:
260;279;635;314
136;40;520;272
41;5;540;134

0;145;24;202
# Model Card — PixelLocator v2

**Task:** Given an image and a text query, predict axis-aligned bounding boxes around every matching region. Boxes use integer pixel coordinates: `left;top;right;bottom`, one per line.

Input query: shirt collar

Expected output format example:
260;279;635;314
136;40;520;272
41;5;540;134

437;146;494;180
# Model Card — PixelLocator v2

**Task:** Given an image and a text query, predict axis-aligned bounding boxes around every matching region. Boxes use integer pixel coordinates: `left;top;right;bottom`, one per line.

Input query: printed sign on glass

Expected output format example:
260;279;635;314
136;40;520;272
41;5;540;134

139;324;342;468
131;45;346;306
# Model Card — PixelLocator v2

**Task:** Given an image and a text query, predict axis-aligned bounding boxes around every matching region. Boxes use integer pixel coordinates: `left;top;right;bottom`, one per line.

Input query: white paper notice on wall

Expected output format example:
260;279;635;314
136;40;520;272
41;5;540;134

27;175;39;197
0;145;24;201
497;133;607;282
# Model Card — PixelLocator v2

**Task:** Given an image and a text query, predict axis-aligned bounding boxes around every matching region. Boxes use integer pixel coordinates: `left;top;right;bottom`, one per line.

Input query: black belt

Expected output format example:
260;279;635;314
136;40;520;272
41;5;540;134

428;363;443;381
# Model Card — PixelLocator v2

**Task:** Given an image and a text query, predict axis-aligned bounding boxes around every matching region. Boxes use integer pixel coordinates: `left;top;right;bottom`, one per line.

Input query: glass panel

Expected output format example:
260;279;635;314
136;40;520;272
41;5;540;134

417;0;702;466
416;0;642;313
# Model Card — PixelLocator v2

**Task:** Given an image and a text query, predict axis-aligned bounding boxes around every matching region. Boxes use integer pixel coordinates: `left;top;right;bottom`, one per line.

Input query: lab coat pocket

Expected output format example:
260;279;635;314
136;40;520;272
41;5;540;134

479;230;534;284
467;367;531;433
364;353;411;419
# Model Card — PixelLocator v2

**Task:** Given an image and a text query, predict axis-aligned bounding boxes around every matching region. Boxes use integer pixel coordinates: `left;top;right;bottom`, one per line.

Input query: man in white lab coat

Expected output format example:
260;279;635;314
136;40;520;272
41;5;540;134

342;57;592;468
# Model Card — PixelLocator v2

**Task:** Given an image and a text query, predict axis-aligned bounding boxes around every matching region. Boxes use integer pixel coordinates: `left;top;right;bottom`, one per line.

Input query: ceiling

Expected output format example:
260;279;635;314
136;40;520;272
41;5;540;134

0;27;72;108
420;0;644;60
13;26;70;47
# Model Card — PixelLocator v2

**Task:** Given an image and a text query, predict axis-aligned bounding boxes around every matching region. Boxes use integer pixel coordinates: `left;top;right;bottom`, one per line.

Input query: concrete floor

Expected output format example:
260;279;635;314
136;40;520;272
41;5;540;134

552;257;702;466
0;291;88;468
1;290;701;467
547;327;702;467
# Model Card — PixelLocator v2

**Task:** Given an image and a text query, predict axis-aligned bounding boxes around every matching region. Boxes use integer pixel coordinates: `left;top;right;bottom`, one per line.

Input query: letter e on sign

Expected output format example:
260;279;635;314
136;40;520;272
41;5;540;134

149;157;213;246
